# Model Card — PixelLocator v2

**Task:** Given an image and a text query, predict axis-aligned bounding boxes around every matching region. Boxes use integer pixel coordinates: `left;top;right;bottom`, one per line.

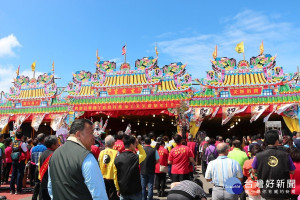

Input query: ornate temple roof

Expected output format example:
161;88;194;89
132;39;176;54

190;53;300;107
7;73;57;101
67;56;192;98
196;54;289;88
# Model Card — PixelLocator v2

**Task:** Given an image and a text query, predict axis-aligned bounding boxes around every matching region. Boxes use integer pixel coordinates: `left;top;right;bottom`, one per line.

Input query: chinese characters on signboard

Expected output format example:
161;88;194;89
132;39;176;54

229;87;262;96
21;100;41;107
107;87;143;95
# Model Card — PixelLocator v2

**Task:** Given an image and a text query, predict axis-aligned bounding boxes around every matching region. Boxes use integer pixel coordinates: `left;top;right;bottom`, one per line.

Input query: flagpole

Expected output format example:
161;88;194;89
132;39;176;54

125;52;126;64
33;71;35;79
125;43;127;63
243;51;245;61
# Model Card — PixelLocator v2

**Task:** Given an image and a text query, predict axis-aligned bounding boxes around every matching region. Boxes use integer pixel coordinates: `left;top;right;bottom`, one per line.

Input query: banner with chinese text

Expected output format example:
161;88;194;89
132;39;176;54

31;114;46;131
73;101;180;111
194;107;213;127
250;105;269;123
222;106;247;125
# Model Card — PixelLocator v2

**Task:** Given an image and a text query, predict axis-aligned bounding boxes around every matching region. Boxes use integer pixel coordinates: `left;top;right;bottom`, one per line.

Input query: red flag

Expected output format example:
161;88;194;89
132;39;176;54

122;45;126;55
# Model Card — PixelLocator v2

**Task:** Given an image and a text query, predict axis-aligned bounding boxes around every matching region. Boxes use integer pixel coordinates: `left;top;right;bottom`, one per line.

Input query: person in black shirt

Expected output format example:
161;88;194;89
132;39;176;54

252;130;296;200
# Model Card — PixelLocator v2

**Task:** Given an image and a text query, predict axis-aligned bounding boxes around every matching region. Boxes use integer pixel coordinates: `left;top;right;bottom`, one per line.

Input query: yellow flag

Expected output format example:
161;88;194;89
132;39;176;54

52;61;55;72
235;41;244;53
31;61;36;72
16;65;20;76
212;45;217;59
260;41;264;55
155;45;159;57
96;49;100;61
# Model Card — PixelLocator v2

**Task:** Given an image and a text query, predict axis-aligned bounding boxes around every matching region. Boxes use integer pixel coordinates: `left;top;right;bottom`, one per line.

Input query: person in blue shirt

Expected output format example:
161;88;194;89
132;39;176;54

31;133;47;200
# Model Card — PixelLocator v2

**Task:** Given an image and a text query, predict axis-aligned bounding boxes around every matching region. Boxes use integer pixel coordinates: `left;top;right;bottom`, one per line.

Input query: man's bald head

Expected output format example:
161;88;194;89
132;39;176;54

217;143;229;155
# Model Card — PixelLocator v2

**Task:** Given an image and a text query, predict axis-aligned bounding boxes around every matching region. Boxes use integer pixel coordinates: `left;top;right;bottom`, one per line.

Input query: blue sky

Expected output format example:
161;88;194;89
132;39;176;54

0;1;300;92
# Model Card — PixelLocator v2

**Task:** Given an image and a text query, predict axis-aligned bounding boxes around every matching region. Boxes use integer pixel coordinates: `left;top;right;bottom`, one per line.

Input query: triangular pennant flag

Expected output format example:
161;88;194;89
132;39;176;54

264;105;278;123
276;103;298;115
222;107;240;125
250;105;269;123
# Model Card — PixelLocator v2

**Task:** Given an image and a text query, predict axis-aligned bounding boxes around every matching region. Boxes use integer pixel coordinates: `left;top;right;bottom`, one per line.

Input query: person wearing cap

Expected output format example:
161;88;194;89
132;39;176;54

99;135;119;200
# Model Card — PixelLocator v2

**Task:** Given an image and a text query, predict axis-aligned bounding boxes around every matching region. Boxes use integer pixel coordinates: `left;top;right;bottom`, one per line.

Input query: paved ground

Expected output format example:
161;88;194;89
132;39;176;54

1;165;215;200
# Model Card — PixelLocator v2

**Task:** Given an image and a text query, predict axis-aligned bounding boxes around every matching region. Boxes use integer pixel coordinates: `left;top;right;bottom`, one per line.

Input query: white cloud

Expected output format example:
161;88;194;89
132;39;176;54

0;65;46;93
157;9;300;79
0;65;16;92
0;34;21;57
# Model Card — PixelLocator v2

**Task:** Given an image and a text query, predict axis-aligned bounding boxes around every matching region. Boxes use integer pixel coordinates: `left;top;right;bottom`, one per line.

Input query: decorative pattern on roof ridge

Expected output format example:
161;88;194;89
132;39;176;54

196;54;296;88
7;72;57;100
67;56;192;97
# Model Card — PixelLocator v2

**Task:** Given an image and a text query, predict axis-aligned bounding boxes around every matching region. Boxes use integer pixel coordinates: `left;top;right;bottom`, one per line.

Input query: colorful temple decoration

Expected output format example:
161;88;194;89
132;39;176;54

190;53;300;133
0;49;299;136
66;56;192;115
0;69;68;132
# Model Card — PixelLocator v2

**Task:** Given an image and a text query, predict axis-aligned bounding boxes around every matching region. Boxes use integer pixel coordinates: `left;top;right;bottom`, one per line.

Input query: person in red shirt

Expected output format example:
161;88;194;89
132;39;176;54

113;131;125;153
155;140;169;197
91;144;100;159
168;134;196;182
215;136;223;147
186;136;196;180
187;135;196;159
243;144;262;199
2;138;12;184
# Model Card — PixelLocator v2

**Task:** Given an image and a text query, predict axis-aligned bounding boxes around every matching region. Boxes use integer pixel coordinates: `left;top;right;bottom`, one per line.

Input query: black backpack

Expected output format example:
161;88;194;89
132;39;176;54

207;147;217;163
11;140;22;161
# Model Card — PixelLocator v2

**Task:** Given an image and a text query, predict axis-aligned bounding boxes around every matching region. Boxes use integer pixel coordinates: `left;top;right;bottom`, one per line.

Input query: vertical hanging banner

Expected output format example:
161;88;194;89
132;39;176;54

250;105;269;123
15;114;31;130
50;114;67;131
31;114;46;131
0;115;11;129
222;106;247;125
263;105;278;123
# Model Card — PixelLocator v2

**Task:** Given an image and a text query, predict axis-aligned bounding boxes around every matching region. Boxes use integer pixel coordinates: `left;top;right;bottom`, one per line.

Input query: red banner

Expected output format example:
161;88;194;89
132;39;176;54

107;87;143;95
73;101;180;111
229;87;262;96
22;100;41;107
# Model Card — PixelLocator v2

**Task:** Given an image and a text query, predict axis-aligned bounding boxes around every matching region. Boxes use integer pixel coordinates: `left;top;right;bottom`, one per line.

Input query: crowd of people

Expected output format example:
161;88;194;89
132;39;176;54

1;119;300;200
